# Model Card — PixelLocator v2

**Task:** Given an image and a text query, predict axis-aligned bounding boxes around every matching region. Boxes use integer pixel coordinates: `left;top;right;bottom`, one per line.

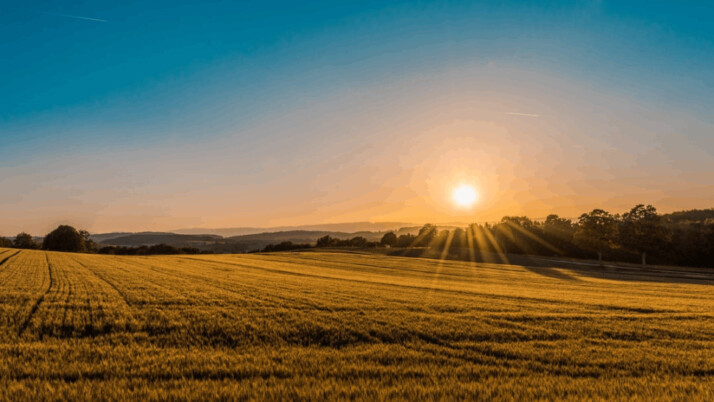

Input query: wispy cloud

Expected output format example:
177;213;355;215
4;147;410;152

506;112;541;118
45;12;107;23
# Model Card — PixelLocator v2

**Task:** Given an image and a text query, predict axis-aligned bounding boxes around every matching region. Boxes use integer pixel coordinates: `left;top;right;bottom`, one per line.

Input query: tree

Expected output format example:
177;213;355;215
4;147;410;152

415;224;437;247
494;216;541;255
394;234;416;248
542;214;576;256
432;229;450;250
42;225;87;252
13;233;37;249
263;241;311;252
349;236;368;247
380;232;397;247
80;230;98;253
618;204;669;266
0;237;12;247
316;235;335;248
574;209;617;265
501;216;536;229
449;228;467;249
543;214;574;235
468;223;499;253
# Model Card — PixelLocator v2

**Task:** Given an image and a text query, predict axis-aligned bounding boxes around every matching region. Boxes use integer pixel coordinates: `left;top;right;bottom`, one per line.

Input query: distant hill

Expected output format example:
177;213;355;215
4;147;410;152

91;224;468;252
219;230;383;252
94;229;397;252
173;222;415;237
90;232;136;243
98;233;222;247
226;230;384;242
663;209;714;224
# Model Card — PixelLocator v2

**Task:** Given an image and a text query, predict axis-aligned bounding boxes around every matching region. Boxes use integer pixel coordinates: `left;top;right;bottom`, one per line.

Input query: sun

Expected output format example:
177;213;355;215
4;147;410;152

452;184;478;208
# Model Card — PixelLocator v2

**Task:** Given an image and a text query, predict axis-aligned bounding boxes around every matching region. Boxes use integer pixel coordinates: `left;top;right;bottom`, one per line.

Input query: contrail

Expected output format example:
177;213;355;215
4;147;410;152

45;12;107;23
506;112;541;118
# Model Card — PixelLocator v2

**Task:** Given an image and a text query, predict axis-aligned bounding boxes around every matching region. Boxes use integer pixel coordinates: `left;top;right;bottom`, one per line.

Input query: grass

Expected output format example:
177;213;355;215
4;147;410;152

0;247;712;400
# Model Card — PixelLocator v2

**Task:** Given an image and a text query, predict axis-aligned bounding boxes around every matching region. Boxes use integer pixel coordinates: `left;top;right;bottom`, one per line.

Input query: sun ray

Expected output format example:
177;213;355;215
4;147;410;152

502;220;563;255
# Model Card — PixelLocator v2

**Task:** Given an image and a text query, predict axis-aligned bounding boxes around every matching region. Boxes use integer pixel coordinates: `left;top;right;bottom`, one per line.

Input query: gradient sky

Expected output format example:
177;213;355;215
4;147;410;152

2;1;713;235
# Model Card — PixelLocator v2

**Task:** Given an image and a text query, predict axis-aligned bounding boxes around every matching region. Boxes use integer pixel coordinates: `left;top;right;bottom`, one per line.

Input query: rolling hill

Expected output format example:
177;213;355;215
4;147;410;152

172;222;417;237
94;226;427;252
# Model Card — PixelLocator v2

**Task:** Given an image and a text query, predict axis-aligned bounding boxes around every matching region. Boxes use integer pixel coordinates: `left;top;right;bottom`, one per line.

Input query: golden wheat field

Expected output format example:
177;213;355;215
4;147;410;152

0;247;712;400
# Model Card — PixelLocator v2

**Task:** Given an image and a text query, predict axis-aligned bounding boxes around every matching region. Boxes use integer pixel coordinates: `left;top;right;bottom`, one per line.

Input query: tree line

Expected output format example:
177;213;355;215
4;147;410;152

0;225;200;255
260;236;382;252
0;225;99;252
264;205;713;267
3;205;712;266
379;205;712;267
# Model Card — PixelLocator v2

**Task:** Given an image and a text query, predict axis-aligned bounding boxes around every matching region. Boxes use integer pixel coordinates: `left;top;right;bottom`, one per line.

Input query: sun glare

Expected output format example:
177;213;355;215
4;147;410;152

452;184;478;208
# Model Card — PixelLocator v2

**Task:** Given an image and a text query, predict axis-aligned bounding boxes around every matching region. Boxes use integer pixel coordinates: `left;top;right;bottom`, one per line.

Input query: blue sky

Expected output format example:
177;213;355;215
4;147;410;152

1;1;713;234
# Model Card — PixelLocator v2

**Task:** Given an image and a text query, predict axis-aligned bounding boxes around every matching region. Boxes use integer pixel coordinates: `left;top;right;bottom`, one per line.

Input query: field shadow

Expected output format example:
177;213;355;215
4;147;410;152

527;257;714;285
522;265;580;281
378;248;714;286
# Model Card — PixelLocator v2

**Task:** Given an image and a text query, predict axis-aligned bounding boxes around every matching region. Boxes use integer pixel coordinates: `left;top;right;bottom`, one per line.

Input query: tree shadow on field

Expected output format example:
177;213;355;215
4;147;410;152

522;265;580;282
527;256;714;285
380;248;714;285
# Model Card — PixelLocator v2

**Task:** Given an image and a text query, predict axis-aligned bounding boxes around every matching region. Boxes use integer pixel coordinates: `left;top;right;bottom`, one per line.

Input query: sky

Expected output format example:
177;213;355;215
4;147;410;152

1;0;713;235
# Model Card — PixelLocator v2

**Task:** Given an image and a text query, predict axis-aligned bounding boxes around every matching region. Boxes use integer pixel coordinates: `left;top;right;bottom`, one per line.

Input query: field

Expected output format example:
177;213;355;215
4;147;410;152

0;247;712;400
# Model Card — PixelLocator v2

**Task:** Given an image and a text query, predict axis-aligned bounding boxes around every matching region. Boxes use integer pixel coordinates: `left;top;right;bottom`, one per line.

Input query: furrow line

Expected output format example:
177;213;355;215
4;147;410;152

71;257;134;310
17;253;54;337
60;276;74;332
0;250;21;269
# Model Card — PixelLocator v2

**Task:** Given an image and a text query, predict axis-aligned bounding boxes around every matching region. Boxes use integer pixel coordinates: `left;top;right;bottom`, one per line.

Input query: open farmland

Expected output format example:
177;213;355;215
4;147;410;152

0;247;712;400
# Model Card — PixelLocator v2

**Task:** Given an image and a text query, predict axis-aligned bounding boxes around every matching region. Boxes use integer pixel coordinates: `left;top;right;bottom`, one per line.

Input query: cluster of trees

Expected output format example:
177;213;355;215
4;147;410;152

3;206;712;267
263;233;413;252
98;244;201;255
0;232;40;249
378;205;713;267
0;225;199;256
43;225;98;252
262;242;312;252
378;226;435;248
250;205;714;268
261;235;382;252
0;226;97;252
316;235;379;248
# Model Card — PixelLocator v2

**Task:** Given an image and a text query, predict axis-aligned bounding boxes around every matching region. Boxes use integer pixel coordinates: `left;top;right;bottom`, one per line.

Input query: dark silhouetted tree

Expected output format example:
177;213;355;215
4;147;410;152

432;229;450;250
575;209;617;265
415;224;437;247
263;241;311;252
543;214;573;237
380;232;397;247
79;230;98;253
467;223;499;253
316;235;334;247
542;214;576;256
0;237;12;247
618;204;669;266
493;217;540;255
43;225;86;252
394;234;416;248
13;233;37;249
349;236;368;247
450;228;467;249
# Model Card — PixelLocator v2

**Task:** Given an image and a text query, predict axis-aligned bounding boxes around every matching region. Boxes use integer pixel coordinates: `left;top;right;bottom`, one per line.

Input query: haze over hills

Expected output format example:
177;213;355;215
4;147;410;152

94;233;222;247
82;209;714;256
90;222;475;253
171;222;418;237
93;227;423;253
94;230;372;251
